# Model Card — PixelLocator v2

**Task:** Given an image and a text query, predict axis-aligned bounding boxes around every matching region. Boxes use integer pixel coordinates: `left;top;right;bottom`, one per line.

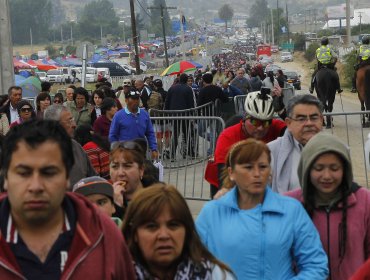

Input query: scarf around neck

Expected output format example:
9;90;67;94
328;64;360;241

134;258;214;280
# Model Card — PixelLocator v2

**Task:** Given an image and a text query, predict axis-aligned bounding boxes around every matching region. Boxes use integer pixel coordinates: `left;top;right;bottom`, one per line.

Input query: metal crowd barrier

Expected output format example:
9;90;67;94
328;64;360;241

323;110;370;188
149;101;216;118
150;116;225;201
148;110;370;201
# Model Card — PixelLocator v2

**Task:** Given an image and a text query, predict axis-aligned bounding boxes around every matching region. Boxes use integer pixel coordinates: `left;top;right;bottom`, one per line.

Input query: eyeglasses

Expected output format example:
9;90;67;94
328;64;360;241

111;141;144;153
247;117;272;128
123;82;131;86
54;99;62;104
63;117;75;125
289;114;322;124
20;107;32;113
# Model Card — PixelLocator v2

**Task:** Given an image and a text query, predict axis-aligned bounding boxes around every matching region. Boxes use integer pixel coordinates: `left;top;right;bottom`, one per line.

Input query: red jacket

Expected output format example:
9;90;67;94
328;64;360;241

205;119;286;187
0;192;135;279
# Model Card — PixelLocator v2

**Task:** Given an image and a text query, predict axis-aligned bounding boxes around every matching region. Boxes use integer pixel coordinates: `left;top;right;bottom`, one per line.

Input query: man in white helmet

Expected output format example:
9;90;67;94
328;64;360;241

268;94;323;193
205;88;286;197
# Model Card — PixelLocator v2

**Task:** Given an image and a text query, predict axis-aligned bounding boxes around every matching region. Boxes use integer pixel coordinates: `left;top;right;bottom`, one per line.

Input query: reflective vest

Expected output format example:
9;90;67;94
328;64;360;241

316;46;332;64
359;45;370;61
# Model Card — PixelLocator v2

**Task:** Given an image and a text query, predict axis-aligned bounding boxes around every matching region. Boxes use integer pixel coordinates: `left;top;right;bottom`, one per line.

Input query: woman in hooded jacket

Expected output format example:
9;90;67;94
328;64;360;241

286;133;370;280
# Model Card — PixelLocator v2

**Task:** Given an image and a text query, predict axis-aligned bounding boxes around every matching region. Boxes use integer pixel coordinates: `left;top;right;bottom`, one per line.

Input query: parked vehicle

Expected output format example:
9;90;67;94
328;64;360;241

122;64;135;75
259;55;274;67
60;67;73;83
199;49;207;57
285;71;301;90
46;69;65;84
70;67;99;83
265;64;281;75
280;51;293;62
88;62;130;77
97;68;111;83
256;44;272;58
35;71;47;82
271;45;279;53
221;48;232;54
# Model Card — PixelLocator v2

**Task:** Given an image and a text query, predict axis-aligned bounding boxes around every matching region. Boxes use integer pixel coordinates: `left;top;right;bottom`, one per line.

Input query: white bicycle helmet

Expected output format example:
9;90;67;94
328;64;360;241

244;88;275;120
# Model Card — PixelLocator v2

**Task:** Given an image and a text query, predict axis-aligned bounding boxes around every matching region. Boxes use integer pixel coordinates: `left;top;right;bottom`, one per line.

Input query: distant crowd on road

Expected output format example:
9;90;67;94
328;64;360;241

0;49;370;279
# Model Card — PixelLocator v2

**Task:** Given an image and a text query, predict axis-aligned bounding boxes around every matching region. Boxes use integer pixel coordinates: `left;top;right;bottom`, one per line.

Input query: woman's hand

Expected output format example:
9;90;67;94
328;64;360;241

112;181;126;207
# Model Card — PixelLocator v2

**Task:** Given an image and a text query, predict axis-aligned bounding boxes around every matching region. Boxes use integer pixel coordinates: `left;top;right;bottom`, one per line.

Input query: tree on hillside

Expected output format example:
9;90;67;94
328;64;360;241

246;0;268;28
10;0;52;44
137;0;150;27
149;0;172;37
77;0;119;40
50;0;66;28
218;4;234;31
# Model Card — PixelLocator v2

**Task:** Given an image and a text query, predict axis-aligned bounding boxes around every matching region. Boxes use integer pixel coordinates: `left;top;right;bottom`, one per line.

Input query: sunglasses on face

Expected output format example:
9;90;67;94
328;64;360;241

248;117;272;128
54;99;62;104
20;107;32;113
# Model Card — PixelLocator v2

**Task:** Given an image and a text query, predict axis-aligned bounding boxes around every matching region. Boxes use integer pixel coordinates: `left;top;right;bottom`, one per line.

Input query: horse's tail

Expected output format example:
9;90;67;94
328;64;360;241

365;69;370;112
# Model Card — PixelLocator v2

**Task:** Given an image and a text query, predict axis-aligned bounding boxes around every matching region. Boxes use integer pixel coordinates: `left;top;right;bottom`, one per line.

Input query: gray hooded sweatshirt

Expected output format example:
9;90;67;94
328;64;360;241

297;132;353;201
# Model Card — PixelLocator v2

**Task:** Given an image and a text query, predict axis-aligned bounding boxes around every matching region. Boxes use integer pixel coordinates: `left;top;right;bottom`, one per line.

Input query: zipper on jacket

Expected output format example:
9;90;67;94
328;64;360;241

0;260;26;279
325;207;332;280
64;233;103;279
260;217;266;280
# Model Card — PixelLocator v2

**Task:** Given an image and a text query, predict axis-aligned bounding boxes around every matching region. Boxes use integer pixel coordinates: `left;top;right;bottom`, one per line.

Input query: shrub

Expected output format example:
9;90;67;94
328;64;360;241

304;42;320;62
342;49;357;86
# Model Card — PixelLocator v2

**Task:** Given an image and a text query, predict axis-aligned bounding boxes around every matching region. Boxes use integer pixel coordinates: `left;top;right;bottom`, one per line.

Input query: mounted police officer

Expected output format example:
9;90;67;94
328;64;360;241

309;37;342;94
351;35;370;93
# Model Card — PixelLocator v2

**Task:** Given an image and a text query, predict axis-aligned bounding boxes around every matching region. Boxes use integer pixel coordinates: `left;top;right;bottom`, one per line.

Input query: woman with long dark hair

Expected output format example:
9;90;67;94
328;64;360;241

287;133;370;280
122;184;235;279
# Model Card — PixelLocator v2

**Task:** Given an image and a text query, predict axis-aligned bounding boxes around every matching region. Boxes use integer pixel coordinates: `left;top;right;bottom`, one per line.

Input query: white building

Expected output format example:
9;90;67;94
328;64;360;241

322;8;370;29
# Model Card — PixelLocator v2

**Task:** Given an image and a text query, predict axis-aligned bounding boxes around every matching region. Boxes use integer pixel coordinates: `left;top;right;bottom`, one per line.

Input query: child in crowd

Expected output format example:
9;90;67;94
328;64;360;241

73;176;122;226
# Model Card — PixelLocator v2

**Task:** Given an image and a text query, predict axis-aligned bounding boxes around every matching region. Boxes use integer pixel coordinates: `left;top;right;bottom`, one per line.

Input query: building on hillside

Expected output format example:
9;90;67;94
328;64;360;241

322;8;370;30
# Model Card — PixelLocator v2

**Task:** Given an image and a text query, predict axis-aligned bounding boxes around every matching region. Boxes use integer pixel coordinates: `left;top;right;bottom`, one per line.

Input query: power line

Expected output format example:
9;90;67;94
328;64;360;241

136;0;152;18
148;5;176;67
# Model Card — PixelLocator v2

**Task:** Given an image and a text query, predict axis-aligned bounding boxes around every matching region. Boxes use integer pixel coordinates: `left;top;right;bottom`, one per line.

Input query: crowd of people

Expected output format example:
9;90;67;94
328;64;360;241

0;50;370;279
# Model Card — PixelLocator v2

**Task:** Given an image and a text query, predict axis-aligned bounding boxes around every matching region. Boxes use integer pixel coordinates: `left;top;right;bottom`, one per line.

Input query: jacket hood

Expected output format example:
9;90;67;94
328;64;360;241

298;133;353;200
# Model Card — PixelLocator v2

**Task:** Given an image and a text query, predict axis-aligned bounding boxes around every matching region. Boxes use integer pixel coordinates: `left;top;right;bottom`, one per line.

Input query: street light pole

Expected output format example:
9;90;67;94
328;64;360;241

119;20;126;43
70;23;73;46
100;25;103;45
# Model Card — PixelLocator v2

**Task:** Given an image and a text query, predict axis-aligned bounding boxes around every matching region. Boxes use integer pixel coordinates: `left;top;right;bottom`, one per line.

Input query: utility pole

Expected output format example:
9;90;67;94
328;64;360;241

30;28;33;54
148;5;176;67
345;0;351;46
271;9;274;45
0;0;14;94
129;0;140;73
286;2;290;43
359;12;363;33
276;0;279;45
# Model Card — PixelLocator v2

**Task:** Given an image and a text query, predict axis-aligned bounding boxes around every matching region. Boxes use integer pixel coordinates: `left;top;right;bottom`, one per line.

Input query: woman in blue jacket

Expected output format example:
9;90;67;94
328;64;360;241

196;138;328;279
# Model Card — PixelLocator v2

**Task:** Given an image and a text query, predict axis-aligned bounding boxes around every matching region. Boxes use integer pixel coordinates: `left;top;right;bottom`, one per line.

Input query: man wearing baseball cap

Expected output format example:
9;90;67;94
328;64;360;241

116;79;130;104
109;89;158;159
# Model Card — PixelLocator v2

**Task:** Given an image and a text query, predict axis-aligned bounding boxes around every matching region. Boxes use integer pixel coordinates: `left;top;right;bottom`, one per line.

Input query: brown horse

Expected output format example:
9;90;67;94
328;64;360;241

356;65;370;127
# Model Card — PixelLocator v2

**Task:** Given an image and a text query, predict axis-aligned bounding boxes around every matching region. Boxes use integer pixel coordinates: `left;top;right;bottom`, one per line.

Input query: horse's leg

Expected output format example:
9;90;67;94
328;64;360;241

360;100;366;127
326;103;333;129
